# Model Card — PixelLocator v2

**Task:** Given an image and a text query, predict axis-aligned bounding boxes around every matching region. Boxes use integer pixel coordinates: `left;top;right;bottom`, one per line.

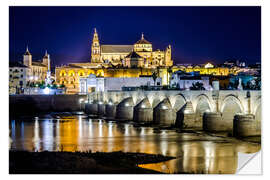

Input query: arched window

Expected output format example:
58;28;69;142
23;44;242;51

78;70;85;77
60;70;66;76
68;70;75;76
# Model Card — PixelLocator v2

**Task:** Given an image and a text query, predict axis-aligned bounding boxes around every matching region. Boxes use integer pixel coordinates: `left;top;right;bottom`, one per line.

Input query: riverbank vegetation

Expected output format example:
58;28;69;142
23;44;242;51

9;150;175;174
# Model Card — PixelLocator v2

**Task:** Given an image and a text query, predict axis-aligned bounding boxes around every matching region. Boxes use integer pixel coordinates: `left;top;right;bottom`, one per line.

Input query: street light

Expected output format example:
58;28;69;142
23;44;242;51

44;87;50;94
79;98;84;111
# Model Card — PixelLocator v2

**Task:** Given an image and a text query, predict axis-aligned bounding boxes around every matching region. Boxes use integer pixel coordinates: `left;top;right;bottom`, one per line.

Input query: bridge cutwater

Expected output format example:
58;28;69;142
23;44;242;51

85;90;261;137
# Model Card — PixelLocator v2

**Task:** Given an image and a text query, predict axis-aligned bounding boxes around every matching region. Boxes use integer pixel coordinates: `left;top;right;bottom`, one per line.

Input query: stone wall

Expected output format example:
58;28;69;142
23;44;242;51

9;94;87;116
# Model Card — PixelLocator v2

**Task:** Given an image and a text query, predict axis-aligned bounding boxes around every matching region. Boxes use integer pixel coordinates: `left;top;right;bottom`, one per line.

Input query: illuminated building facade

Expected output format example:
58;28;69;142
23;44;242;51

56;66;170;94
91;28;173;67
55;28;173;94
79;74;162;93
54;29;252;94
22;47;51;82
9;62;30;94
9;47;51;94
171;63;235;76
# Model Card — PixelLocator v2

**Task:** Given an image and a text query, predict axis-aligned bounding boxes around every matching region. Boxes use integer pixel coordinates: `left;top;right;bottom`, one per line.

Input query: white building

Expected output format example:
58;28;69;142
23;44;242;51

178;76;210;90
9;62;31;94
170;70;211;90
79;74;162;93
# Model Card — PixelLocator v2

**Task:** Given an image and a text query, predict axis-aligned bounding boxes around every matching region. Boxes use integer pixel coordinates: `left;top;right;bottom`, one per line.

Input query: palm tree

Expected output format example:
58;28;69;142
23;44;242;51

152;71;158;86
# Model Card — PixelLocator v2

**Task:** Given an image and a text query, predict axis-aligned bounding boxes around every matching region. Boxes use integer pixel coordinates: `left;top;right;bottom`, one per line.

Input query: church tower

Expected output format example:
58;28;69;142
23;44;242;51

23;46;32;67
42;50;50;71
91;28;101;63
165;45;173;66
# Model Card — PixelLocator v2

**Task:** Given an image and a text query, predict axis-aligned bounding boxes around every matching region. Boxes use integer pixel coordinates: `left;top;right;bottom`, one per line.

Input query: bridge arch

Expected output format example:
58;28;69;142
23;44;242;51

194;94;214;113
148;94;166;109
220;95;244;113
171;94;187;112
193;94;213;129
220;95;244;131
135;97;152;109
254;96;261;133
117;97;134;107
252;96;261;114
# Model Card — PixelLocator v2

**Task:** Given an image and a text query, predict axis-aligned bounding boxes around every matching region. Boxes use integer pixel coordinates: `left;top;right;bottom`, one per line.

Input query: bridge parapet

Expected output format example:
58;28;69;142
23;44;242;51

86;90;261;136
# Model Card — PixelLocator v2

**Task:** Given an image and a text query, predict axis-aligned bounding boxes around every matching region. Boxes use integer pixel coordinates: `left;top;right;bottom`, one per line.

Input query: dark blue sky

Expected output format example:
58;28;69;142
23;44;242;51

9;6;261;66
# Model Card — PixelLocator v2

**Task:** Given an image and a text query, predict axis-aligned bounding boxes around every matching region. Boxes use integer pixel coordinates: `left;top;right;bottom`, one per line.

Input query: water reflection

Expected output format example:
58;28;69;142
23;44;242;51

9;115;260;174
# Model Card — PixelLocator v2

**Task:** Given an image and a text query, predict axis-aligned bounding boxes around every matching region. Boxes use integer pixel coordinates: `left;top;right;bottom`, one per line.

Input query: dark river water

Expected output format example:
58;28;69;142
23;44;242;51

9;114;261;174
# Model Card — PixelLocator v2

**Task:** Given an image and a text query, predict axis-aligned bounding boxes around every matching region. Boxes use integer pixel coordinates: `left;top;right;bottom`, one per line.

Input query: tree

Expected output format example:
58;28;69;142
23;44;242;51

190;82;205;90
255;77;261;90
152;71;158;86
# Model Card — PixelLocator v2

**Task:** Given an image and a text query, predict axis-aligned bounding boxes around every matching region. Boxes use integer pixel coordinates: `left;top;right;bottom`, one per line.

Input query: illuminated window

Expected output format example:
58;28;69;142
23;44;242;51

60;70;66;76
68;70;75;76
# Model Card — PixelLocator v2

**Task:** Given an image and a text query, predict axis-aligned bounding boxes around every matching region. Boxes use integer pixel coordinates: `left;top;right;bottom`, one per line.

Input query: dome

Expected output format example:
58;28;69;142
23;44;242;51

135;33;151;44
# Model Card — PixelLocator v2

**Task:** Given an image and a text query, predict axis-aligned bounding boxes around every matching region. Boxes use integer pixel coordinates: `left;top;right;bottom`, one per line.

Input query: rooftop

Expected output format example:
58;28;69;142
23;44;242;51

135;33;151;44
32;61;47;67
125;51;142;59
101;45;133;53
9;61;28;68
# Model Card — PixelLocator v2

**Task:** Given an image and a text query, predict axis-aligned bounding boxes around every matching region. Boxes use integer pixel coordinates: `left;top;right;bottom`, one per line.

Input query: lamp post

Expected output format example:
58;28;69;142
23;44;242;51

79;98;84;111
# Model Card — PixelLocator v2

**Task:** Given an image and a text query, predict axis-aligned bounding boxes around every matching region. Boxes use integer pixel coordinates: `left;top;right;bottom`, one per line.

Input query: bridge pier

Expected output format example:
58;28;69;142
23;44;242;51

116;98;134;120
154;99;176;126
85;103;98;115
133;107;153;122
105;103;116;118
203;112;225;132
133;98;153;123
176;101;197;129
97;102;105;116
233;114;260;137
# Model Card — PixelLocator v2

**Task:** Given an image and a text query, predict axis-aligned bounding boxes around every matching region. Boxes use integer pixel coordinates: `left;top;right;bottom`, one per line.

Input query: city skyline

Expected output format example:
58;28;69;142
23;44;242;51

9;6;261;66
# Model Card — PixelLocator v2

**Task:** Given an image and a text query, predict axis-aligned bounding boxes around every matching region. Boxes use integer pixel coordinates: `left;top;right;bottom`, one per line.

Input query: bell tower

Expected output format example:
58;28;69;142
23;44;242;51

23;46;32;67
91;28;101;63
165;45;173;66
42;50;50;71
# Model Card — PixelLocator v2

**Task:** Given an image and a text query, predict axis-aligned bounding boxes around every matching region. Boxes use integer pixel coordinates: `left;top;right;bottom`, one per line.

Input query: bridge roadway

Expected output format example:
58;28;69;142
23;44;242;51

85;90;261;137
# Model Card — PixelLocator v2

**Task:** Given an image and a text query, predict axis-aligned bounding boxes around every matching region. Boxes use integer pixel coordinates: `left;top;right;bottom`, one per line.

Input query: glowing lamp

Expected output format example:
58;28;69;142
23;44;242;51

44;87;50;94
162;105;167;110
108;102;113;105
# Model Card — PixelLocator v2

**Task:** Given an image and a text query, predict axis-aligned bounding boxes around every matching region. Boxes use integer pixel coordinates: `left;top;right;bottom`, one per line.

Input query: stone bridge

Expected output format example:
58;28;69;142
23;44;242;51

85;90;261;137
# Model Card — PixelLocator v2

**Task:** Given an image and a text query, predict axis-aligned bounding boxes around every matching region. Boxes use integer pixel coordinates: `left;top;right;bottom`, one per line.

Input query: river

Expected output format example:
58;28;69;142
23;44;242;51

9;114;261;174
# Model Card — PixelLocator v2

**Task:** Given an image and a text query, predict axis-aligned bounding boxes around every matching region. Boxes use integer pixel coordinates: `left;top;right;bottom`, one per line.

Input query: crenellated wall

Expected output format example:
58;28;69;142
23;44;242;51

85;90;261;136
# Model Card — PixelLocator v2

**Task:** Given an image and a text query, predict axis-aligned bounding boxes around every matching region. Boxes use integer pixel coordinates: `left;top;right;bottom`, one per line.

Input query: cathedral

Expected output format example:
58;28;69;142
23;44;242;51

55;28;174;93
91;28;173;68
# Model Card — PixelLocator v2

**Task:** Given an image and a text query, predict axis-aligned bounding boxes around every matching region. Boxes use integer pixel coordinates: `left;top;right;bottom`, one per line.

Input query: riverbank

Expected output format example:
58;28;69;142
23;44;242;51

9;150;175;174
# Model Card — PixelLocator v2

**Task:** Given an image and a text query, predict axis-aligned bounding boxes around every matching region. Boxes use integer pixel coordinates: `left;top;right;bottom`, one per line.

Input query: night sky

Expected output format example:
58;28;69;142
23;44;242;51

9;6;261;67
